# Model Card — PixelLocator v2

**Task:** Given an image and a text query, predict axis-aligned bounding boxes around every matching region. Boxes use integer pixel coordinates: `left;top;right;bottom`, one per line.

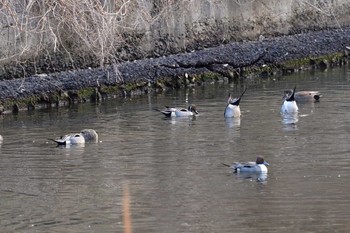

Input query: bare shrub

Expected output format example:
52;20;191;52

0;0;181;72
291;0;344;31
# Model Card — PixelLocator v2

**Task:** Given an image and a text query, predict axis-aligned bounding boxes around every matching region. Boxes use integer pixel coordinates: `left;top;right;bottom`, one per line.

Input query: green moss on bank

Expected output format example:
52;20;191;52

0;52;348;115
281;52;346;71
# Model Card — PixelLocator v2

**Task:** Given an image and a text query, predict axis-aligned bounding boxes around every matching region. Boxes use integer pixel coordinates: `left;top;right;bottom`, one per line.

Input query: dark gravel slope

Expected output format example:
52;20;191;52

0;28;349;104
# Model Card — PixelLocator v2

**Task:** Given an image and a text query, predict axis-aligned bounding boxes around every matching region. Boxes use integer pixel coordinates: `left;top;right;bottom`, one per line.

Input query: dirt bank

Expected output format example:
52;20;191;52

0;28;349;114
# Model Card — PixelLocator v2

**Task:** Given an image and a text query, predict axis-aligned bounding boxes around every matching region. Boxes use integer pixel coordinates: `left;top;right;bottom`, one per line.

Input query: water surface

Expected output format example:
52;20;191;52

1;66;350;232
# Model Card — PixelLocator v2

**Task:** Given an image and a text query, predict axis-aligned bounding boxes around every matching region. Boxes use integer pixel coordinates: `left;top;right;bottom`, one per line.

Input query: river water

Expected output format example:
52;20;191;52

0;66;350;233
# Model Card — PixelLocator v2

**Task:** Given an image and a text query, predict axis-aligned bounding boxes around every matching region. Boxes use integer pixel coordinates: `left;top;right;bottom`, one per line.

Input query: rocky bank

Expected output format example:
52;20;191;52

0;28;349;114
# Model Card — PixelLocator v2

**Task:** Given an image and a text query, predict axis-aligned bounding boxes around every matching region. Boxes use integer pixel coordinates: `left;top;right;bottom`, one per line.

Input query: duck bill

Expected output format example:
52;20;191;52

264;161;270;166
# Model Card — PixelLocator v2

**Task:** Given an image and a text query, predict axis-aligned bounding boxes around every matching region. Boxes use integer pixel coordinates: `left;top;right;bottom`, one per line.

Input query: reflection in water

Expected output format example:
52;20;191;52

123;182;132;233
225;117;241;128
281;112;299;125
56;143;86;149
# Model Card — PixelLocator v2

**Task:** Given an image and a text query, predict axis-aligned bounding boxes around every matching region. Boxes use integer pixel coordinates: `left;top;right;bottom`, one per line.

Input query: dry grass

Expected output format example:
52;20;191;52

0;0;180;67
0;0;345;75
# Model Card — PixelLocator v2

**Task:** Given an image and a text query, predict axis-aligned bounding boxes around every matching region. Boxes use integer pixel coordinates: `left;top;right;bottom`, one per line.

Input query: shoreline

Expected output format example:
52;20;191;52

0;28;349;114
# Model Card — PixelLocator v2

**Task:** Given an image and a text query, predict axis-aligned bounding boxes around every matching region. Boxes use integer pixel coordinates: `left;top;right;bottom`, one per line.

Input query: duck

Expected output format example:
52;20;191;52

50;133;85;145
49;129;98;146
223;156;269;173
281;86;298;114
175;105;199;117
224;88;246;118
157;105;199;117
284;89;321;102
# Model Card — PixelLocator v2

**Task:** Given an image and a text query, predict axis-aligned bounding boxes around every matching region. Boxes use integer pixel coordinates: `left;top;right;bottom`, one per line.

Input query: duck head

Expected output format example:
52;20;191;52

80;129;98;143
188;105;199;115
256;156;269;166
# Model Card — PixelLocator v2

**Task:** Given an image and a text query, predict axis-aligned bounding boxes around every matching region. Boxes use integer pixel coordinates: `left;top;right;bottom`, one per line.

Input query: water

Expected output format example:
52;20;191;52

1;66;350;232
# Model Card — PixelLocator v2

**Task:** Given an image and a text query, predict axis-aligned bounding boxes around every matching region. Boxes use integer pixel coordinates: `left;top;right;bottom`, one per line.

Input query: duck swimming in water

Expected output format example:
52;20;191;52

49;129;98;146
284;90;321;102
224;88;246;118
223;156;269;173
281;86;298;114
157;105;199;117
174;105;199;117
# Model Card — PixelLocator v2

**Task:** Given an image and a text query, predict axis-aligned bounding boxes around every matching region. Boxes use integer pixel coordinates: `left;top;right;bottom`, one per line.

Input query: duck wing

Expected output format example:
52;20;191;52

160;110;173;117
239;162;256;168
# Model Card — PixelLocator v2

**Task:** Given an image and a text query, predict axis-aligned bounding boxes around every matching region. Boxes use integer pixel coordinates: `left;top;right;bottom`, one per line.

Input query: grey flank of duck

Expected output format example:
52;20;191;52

284;89;322;102
224;88;247;118
157;105;198;117
223;156;269;173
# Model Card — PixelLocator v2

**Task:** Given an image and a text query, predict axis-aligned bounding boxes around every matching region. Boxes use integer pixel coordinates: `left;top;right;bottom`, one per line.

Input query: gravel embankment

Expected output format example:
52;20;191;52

0;28;349;109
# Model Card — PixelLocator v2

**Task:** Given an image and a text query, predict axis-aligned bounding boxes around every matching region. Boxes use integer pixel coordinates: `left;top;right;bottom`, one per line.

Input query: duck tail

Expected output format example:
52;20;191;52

153;108;170;117
47;138;66;145
222;163;231;167
286;86;296;101
240;87;247;99
153;106;172;113
154;108;172;117
230;88;247;106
